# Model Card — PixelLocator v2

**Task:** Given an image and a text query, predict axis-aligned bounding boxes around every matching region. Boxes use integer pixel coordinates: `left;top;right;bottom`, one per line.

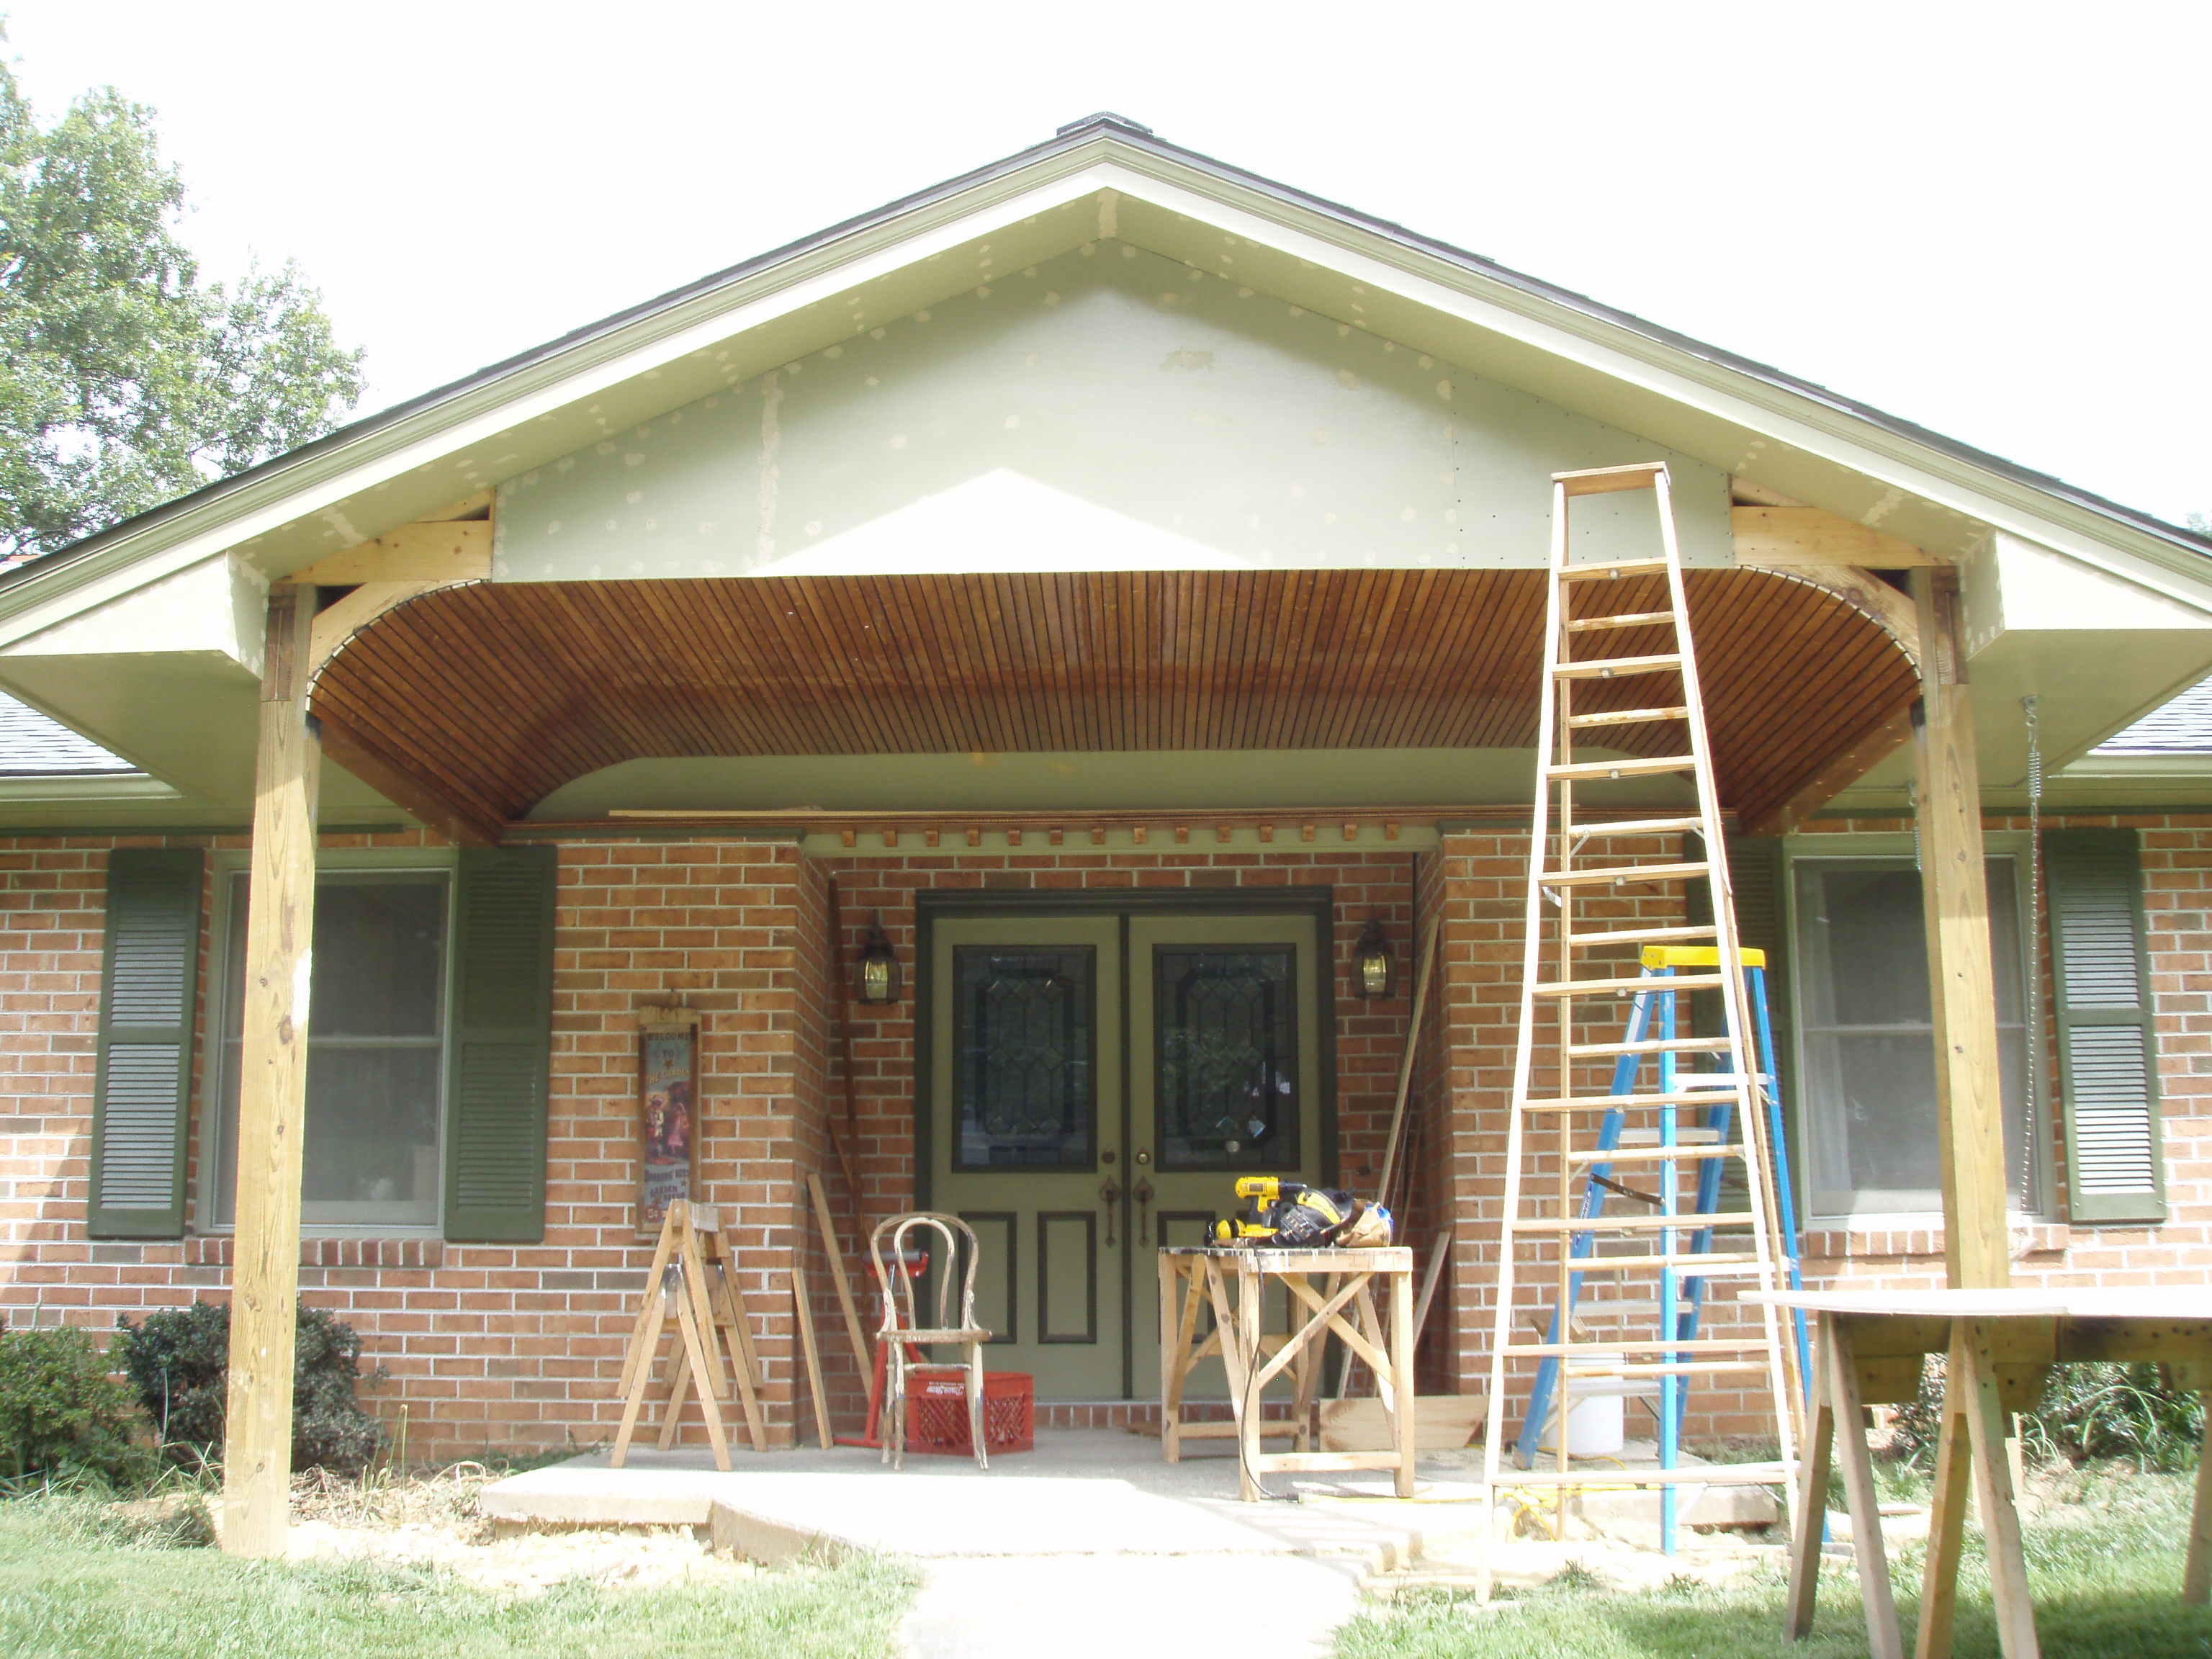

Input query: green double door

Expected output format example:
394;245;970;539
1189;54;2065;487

927;907;1326;1399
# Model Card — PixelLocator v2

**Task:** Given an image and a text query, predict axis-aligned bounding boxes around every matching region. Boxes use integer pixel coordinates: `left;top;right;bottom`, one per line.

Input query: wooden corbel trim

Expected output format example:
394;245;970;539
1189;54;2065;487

307;580;472;678
294;519;492;586
1739;561;1921;670
313;712;504;848
1740;695;1920;837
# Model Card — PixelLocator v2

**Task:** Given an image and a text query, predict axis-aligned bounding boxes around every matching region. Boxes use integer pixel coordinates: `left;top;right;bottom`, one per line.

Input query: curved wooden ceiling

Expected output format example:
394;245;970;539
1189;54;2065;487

308;569;1917;833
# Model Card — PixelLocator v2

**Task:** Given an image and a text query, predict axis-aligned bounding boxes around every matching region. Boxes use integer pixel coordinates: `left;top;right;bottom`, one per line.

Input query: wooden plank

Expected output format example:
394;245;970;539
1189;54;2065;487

220;584;320;1560
808;1172;871;1377
1740;696;1918;837
294;518;493;585
1785;1315;1838;1638
314;712;503;847
1731;504;1940;568
1828;1315;1905;1658
1958;1321;2040;1658
1317;1394;1484;1452
2188;1390;2212;1605
1911;569;2011;1290
793;1261;833;1451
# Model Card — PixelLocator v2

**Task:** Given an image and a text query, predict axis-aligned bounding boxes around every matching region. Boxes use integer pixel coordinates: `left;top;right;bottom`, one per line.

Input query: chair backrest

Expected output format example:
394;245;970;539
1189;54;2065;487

868;1211;983;1336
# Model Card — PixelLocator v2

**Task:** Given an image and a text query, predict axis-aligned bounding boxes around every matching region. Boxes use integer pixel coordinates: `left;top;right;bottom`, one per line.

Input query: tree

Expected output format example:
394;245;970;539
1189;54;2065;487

0;44;364;560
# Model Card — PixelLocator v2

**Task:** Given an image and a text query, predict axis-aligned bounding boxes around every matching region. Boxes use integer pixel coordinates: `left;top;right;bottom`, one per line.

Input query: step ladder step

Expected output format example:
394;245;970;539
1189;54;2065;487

1556;462;1669;498
1563;1300;1696;1317
1554;652;1681;678
1545;755;1698;781
1570;1035;1733;1058
1613;1128;1727;1146
1565;608;1676;634
1509;1212;1761;1236
1534;971;1725;999
1566;705;1689;729
1539;858;1709;886
1561;557;1672;582
1570;1142;1734;1164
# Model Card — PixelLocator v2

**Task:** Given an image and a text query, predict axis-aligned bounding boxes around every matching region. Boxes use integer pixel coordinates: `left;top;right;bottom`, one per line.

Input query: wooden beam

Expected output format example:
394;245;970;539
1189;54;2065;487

222;583;320;1557
315;712;503;847
294;520;492;585
1910;567;2011;1290
1733;505;1941;568
1741;696;1918;836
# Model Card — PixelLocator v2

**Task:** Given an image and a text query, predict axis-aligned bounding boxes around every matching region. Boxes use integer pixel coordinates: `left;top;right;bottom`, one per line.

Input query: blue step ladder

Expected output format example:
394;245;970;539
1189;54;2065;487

1509;945;1812;1555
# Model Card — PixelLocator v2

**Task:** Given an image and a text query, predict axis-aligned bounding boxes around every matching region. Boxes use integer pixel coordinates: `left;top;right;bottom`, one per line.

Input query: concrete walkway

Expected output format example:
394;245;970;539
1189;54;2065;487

482;1430;1488;1656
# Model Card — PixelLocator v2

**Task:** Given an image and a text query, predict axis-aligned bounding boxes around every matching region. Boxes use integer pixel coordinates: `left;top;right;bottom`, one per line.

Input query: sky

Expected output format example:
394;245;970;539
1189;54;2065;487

7;1;2208;529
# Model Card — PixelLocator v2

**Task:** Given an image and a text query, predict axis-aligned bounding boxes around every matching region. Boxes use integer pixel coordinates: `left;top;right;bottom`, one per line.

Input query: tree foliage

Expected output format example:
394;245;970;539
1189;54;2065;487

0;45;364;559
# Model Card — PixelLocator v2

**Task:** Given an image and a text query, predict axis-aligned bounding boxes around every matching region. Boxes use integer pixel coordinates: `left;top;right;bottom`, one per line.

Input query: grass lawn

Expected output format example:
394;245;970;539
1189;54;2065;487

1336;1462;2212;1659
0;1492;915;1659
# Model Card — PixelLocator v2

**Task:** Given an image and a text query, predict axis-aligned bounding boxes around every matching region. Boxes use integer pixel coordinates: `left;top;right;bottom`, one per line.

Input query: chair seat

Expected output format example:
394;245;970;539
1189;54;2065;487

891;1328;992;1346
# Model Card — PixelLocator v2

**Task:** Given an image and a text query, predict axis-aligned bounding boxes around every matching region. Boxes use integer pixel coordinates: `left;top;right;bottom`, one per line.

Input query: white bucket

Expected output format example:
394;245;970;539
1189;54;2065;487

1559;1350;1627;1457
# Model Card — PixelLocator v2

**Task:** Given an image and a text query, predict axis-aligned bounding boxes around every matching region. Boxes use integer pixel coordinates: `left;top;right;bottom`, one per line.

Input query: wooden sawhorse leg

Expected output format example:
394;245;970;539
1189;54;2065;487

2189;1390;2212;1605
1785;1313;1902;1658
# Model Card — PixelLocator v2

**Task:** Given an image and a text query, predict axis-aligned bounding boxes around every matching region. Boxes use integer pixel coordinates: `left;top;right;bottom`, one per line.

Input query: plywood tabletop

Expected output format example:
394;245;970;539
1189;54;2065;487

1743;1287;2212;1322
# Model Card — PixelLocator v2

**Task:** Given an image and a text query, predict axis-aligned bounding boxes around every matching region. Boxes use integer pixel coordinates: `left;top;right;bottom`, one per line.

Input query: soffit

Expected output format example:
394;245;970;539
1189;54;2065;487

307;567;1916;832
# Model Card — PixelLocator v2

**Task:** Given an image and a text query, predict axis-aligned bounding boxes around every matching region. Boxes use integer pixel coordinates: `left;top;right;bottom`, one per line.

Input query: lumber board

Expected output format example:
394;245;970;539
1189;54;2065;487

222;586;322;1559
1730;504;1939;567
295;518;493;585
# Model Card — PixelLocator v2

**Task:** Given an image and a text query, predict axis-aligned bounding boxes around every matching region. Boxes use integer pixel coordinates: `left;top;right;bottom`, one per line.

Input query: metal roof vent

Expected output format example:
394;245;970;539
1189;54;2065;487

1058;112;1154;136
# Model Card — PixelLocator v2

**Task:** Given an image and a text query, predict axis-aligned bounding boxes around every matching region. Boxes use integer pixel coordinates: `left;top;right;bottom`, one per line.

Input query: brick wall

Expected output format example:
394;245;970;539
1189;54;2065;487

8;815;2212;1461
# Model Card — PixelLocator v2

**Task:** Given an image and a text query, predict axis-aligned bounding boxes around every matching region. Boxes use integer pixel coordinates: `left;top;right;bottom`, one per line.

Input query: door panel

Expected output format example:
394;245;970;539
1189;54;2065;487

1128;913;1324;1401
930;917;1123;1397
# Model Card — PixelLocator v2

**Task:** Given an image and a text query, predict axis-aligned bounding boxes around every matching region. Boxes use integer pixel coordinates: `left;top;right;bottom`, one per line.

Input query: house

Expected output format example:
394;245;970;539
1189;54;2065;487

4;114;2209;1524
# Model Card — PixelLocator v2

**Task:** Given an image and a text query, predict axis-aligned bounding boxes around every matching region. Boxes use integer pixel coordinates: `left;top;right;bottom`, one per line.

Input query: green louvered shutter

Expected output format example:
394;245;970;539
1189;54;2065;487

442;846;557;1242
2046;829;2166;1225
89;848;204;1238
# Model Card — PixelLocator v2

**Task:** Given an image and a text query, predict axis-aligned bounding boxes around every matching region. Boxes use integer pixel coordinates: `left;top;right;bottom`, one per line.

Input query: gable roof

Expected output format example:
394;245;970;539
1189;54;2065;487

0;693;138;776
1;113;2208;647
2098;676;2212;755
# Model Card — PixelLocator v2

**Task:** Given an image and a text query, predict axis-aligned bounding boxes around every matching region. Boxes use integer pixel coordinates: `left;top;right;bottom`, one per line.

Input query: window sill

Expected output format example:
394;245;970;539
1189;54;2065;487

1802;1220;2072;1262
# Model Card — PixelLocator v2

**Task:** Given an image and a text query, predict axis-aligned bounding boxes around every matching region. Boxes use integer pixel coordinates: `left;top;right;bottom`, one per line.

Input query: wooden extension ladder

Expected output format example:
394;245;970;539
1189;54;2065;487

1475;462;1799;1596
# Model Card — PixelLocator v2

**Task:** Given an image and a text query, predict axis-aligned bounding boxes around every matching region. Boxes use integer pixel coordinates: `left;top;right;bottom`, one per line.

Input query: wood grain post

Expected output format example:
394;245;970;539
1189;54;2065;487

221;583;320;1557
1908;568;2011;1290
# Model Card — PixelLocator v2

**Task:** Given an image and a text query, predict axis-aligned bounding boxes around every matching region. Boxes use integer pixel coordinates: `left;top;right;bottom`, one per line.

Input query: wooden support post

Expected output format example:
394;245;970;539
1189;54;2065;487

2188;1390;2212;1605
222;584;320;1557
1909;568;2011;1290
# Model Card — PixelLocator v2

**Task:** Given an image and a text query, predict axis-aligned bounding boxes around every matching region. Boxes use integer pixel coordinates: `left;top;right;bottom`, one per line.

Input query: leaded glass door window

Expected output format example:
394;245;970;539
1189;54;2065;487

1154;948;1297;1169
952;948;1097;1169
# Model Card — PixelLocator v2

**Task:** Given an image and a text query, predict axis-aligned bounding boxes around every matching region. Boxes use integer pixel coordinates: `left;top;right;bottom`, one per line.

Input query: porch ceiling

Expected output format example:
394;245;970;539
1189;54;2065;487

307;567;1917;835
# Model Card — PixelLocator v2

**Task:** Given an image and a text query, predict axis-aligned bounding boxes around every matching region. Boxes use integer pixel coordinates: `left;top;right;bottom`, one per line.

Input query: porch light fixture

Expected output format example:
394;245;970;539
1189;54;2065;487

1354;917;1394;999
858;918;902;1005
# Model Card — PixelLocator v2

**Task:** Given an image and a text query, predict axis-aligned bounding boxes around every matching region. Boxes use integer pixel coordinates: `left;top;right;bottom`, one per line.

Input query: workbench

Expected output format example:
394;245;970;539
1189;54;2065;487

1745;1287;2212;1659
1158;1244;1418;1501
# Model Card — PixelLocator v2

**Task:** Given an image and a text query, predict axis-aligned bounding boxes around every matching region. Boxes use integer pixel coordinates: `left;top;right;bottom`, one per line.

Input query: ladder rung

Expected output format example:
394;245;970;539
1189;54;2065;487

1547;755;1698;782
1564;1300;1696;1316
1554;652;1681;678
1555;462;1668;498
1493;1462;1793;1489
1533;972;1725;999
1563;1360;1773;1379
1539;859;1709;886
1565;609;1676;634
1570;1035;1733;1058
1568;922;1717;950
1510;1212;1761;1236
1531;1094;1737;1115
1614;1128;1728;1146
1568;1254;1766;1274
1561;557;1671;581
1565;705;1689;729
1505;1337;1772;1358
1570;1143;1735;1164
1565;817;1707;840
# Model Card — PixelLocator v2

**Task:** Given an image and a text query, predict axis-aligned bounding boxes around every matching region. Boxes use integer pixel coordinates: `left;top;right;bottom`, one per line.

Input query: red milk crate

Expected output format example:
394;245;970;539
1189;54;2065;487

904;1370;1035;1456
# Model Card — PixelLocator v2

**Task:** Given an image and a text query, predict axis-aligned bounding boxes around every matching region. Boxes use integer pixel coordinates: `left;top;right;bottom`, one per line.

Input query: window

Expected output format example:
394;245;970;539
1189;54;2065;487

1791;853;2033;1218
1154;946;1298;1170
211;868;451;1229
951;947;1097;1169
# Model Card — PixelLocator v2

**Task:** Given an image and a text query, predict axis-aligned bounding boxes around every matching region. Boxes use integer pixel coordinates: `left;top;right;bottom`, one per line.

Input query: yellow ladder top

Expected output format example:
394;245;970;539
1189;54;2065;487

1641;944;1766;970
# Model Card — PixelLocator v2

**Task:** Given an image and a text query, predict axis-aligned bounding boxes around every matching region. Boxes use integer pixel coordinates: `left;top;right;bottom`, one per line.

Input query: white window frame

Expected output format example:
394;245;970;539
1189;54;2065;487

1782;831;2047;1226
199;848;460;1237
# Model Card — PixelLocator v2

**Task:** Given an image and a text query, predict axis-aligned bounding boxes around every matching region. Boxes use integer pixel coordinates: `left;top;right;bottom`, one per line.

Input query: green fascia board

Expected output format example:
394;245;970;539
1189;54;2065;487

3;120;2208;650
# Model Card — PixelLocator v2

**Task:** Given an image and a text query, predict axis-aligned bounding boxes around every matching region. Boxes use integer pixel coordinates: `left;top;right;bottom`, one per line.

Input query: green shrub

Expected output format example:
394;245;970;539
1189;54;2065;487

0;1323;153;1487
113;1300;388;1475
1885;1353;2204;1473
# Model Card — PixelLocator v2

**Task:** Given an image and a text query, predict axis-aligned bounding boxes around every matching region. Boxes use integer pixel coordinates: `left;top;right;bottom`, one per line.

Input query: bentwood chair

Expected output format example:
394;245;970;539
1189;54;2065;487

868;1212;993;1470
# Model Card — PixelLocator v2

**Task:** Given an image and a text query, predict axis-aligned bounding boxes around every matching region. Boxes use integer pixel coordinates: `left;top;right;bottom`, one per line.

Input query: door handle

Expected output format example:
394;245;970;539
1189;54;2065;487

1134;1177;1155;1246
1100;1176;1122;1247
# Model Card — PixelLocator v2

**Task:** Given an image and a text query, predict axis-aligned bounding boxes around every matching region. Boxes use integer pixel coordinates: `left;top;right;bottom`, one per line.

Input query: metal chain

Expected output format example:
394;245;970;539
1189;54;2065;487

2022;695;2044;1210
